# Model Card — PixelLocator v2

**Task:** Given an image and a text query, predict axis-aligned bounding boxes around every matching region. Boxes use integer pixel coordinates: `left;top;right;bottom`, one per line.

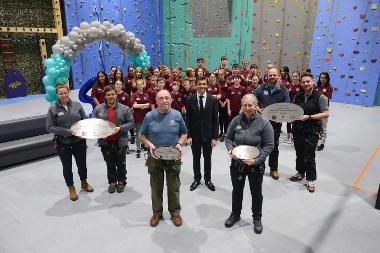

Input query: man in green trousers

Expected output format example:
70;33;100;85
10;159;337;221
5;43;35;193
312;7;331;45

139;90;188;227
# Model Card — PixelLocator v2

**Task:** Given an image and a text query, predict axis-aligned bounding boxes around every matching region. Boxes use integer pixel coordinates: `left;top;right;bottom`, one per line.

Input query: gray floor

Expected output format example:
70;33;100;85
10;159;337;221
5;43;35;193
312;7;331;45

1;94;380;253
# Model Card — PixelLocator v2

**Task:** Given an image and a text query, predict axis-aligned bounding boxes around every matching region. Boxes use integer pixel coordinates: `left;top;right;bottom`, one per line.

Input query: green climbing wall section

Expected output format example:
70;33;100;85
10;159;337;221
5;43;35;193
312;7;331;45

163;0;254;71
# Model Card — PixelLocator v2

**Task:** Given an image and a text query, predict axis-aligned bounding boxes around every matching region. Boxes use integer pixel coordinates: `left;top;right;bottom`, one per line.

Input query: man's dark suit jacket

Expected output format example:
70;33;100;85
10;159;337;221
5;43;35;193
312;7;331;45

186;93;219;142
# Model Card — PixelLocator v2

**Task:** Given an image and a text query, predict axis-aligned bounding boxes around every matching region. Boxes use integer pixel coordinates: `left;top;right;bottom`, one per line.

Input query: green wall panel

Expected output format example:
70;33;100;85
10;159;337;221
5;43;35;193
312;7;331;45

163;0;254;71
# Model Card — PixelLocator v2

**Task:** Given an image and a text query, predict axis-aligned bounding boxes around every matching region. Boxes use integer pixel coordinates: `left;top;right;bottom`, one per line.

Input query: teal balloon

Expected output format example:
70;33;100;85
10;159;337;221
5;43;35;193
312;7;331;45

49;68;60;78
57;76;68;83
45;85;56;95
52;54;60;60
44;58;55;68
45;93;58;103
42;76;55;86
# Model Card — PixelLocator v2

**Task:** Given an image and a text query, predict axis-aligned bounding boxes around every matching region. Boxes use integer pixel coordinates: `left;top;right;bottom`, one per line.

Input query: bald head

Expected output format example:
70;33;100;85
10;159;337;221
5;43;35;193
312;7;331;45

156;89;172;113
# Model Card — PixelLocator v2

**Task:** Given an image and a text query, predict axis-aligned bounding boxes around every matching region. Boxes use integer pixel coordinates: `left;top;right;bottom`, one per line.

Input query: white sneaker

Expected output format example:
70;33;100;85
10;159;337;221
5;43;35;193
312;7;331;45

307;181;315;193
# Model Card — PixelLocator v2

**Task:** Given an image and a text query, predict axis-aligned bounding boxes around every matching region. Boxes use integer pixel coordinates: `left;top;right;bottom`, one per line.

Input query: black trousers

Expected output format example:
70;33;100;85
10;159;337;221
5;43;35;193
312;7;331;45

191;140;212;182
57;140;87;186
269;121;282;171
230;160;264;220
101;141;127;184
293;131;319;181
219;108;228;135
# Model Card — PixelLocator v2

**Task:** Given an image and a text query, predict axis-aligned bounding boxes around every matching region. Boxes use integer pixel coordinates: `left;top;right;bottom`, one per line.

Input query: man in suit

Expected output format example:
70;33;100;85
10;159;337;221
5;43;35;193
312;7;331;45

186;76;219;191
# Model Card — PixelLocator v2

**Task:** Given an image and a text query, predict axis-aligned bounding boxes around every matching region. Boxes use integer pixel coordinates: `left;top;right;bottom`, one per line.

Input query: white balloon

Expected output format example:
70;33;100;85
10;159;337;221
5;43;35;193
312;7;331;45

68;41;75;47
73;45;78;50
68;31;80;41
102;21;112;28
111;28;121;37
97;30;105;38
90;20;101;28
135;38;141;44
52;44;62;53
60;36;70;45
80;22;90;30
116;24;125;30
72;26;81;33
77;39;83;45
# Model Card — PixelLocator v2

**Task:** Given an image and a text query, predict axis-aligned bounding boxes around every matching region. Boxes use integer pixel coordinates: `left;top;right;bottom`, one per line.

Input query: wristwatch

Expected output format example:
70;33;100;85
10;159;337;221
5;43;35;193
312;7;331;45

308;115;312;120
176;142;182;146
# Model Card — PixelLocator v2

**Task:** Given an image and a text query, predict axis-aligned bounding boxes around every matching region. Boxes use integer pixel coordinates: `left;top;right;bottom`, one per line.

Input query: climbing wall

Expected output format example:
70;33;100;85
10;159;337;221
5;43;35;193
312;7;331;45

163;0;254;71
251;0;319;75
0;0;57;98
309;0;380;106
63;0;163;89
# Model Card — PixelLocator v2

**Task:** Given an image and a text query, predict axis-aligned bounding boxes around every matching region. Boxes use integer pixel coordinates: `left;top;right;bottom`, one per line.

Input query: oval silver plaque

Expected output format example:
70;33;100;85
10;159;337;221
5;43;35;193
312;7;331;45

71;118;116;139
153;146;181;160
262;103;304;123
232;145;260;160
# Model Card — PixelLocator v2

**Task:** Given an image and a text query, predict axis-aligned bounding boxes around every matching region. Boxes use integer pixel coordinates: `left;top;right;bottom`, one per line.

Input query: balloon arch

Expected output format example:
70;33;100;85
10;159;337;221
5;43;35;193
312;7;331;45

42;20;151;104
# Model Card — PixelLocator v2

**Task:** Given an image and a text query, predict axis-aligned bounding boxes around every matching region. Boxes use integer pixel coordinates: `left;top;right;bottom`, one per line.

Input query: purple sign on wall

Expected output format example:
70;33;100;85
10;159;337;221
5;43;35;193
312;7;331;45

5;68;27;98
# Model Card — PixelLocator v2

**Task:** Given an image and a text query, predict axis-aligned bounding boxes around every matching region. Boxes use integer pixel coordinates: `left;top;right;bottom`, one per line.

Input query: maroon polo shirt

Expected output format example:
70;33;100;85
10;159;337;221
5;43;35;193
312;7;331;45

131;92;150;124
219;84;229;103
316;85;333;99
246;85;258;95
288;83;301;102
239;69;252;79
171;91;185;112
228;85;246;113
207;83;220;97
91;84;105;104
117;92;131;108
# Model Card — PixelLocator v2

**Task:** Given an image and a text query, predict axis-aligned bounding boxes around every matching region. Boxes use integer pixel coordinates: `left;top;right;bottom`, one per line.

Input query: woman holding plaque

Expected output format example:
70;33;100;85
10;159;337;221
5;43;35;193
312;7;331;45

47;84;94;201
224;94;274;234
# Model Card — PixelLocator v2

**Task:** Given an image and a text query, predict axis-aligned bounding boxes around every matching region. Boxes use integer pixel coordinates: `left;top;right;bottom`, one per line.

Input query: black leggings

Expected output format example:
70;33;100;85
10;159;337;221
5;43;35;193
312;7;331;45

219;108;229;135
57;140;88;186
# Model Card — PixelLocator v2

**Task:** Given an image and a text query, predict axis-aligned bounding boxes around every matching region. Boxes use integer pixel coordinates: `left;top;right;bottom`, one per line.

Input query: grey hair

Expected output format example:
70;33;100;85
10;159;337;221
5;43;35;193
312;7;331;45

242;94;258;104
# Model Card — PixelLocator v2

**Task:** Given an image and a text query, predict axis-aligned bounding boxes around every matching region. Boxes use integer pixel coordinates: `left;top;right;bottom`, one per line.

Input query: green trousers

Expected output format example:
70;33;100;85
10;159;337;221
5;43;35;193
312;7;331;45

146;157;182;217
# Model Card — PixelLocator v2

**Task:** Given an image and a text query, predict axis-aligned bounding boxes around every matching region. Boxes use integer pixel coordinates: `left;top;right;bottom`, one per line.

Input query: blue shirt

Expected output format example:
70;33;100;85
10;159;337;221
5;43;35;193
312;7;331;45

140;109;187;147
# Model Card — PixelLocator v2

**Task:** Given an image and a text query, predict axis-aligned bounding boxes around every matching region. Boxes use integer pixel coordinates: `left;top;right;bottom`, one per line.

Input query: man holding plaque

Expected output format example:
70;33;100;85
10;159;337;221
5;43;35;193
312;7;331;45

186;76;219;191
93;85;134;194
290;72;329;193
139;90;188;227
255;67;289;180
224;94;274;234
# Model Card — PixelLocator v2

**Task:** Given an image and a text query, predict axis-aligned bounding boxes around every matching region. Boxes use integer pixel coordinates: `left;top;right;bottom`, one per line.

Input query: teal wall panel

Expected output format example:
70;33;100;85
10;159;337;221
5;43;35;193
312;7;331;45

163;0;254;71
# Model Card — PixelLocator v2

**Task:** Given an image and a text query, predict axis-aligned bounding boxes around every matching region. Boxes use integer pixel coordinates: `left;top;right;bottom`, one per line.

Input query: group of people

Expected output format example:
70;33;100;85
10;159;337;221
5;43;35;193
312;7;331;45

46;56;330;234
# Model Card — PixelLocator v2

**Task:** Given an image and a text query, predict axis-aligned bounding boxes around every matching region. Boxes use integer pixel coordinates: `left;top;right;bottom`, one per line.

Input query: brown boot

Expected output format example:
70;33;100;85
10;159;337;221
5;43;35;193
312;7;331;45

68;186;78;201
81;181;94;192
171;214;183;226
150;214;161;227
